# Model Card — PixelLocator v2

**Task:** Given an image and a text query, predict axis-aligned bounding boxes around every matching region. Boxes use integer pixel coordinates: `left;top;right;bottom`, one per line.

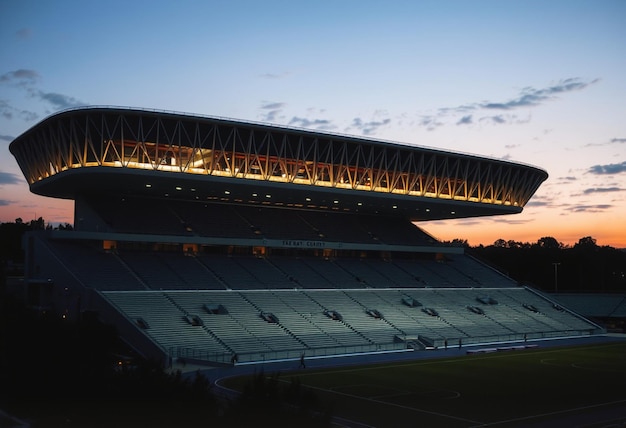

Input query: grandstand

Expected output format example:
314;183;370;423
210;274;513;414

9;106;603;367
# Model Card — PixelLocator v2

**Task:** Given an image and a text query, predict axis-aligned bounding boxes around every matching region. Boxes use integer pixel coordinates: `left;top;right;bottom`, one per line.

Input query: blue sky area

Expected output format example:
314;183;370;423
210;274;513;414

1;0;625;246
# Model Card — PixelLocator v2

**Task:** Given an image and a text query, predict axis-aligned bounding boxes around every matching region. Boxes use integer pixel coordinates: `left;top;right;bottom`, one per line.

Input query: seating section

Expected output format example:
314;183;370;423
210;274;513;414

83;196;437;246
47;238;516;291
44;232;599;365
44;240;146;291
103;287;599;363
48;240;516;292
105;292;229;356
553;294;626;318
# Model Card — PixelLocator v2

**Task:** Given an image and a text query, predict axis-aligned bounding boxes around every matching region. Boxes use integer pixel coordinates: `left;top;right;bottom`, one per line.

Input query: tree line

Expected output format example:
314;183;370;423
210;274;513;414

446;236;626;293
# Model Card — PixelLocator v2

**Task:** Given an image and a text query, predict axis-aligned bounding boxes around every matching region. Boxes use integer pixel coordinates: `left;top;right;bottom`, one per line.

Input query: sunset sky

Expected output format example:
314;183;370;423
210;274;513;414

1;1;625;247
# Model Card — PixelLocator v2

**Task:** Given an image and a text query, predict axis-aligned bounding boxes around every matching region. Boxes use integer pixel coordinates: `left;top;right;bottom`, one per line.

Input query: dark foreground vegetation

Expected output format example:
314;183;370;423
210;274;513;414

0;293;331;427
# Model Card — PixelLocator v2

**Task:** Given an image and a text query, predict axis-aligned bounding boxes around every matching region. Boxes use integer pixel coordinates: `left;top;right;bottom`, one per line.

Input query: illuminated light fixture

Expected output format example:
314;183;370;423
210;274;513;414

145;184;152;188
357;202;362;206
451;211;456;215
252;193;258;197
164;193;169;197
190;188;196;192
265;194;271;198
425;208;430;212
333;200;339;204
224;190;230;195
175;186;182;191
305;197;311;202
392;205;397;209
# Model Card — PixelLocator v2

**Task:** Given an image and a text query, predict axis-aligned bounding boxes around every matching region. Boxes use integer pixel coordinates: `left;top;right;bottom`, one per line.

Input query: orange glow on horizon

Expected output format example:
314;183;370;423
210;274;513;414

2;191;624;249
425;214;626;249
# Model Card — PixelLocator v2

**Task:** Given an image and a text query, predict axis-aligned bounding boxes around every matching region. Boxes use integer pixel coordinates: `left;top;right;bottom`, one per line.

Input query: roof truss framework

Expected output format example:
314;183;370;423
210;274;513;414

10;108;547;208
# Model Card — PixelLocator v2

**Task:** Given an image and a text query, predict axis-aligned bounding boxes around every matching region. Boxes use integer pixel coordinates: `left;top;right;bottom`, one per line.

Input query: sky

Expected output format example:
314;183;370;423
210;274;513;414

1;0;625;248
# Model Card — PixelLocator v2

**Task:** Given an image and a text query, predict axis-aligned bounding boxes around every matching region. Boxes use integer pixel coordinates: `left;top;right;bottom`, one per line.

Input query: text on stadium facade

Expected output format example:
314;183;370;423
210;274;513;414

282;240;326;248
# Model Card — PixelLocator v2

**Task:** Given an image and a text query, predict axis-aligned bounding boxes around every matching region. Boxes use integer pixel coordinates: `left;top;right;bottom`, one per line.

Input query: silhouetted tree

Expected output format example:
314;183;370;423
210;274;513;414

535;236;562;249
494;239;507;248
574;236;597;250
470;236;626;292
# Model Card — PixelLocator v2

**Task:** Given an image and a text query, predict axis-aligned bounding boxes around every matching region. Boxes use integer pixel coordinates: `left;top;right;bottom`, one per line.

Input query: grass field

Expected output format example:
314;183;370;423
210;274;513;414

222;341;626;427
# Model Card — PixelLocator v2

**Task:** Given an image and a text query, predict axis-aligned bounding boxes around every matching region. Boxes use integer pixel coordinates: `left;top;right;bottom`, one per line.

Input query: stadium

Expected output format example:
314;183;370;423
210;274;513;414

9;105;604;370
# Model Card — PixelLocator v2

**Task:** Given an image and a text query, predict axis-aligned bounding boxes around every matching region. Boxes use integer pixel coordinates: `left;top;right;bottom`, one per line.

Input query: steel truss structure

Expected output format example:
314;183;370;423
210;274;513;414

10;107;547;212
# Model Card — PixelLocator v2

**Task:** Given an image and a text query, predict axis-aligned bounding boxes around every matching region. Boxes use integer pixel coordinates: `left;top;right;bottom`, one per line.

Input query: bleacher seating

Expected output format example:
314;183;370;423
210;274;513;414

45;240;146;290
102;286;600;363
83;196;440;246
41;195;603;366
553;294;626;318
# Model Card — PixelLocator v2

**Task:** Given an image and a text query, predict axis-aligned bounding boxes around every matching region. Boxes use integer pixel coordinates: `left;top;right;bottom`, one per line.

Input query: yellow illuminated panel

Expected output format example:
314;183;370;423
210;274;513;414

14;113;545;209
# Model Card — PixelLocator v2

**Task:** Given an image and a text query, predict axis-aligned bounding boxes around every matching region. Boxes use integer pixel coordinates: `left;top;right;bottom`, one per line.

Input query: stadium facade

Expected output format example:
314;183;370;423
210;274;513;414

9;107;603;367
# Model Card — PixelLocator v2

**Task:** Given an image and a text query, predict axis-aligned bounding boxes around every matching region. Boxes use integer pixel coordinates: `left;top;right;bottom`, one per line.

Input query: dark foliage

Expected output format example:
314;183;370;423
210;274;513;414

470;237;626;292
0;291;330;427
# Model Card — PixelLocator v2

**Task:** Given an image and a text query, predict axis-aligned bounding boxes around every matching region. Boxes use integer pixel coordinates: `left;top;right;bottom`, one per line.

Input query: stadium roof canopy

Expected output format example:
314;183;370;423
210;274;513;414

10;106;548;221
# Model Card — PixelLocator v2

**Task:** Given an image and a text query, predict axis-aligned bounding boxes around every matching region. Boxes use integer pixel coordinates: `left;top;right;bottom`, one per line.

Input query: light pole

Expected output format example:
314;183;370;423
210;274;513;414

552;262;560;293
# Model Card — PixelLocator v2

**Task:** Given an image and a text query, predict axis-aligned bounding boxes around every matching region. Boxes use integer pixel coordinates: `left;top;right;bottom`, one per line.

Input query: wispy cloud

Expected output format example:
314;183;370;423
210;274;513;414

481;78;598;110
490;217;533;225
32;90;84;110
525;193;557;208
0;171;22;185
587;161;626;175
584;137;626;147
260;102;285;110
418;115;444;131
258;101;286;122
548;176;577;186
487;115;506;124
349;117;391;135
289;116;334;130
1;68;86;119
0;199;15;206
0;100;38;121
456;115;472;125
259;71;291;79
257;102;335;130
420;77;598;129
15;28;32;40
571;204;613;213
525;200;550;207
0;134;15;142
583;187;625;194
0;69;40;86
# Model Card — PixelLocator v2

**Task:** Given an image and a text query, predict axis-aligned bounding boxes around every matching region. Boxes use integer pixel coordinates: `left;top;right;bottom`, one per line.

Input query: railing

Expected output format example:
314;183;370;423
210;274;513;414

421;328;600;349
170;325;602;365
172;341;408;365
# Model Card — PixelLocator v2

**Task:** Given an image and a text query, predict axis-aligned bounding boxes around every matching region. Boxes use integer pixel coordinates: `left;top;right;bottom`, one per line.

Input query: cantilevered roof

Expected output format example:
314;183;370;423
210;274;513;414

9;106;548;221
